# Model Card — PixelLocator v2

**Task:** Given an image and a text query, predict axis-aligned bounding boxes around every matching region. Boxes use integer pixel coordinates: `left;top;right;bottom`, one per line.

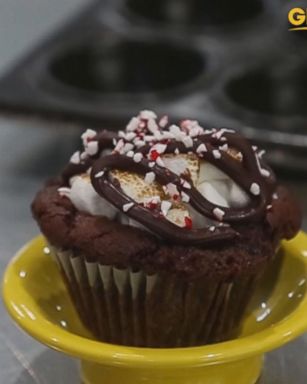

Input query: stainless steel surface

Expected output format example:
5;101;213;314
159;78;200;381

0;1;307;383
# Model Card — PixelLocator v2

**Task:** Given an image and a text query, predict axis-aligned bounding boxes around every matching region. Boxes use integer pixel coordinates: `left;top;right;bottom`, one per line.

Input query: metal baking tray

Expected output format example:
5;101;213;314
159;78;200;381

0;0;306;171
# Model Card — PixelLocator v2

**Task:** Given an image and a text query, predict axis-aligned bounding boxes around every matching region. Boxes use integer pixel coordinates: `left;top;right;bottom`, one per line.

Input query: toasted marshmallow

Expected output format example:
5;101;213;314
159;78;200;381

111;170;164;203
69;174;117;219
162;153;199;184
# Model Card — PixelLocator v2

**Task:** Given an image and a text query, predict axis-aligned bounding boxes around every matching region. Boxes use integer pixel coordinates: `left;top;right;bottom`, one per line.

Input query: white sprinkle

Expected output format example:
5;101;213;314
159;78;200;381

112;138;117;146
19;270;27;278
181;179;191;189
182;136;193;148
80;152;88;160
169;124;181;137
95;171;104;178
250;183;261;196
114;139;124;152
123;143;134;153
161;200;172;216
196;143;207;154
118;131;126;138
213;207;225;221
125;132;136;141
85;141;98;156
149;161;155;168
267;205;272;210
70;151;81;164
159;115;168;128
160;131;175;140
153;143;167;154
165;183;179;197
273;193;278;200
147;118;159;133
127;151;134;158
56;305;62;311
156;156;165;167
127;116;140;131
174;148;180;155
134;140;145;148
209;226;216;232
58;187;71;197
60;320;67;328
212;150;222;159
81;129;96;144
260;168;270;177
144;135;155;142
219;143;229;152
123;202;134;212
43;247;50;255
139;110;157;120
133;153;143;163
181;191;190;203
144;172;155;184
252;146;258;151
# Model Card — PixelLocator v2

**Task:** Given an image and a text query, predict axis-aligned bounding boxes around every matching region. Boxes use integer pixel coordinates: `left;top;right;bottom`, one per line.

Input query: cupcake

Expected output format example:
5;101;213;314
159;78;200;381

32;111;301;347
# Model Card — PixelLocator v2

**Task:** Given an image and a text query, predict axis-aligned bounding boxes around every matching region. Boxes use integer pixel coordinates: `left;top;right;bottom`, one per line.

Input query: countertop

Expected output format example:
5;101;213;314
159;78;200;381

0;1;307;383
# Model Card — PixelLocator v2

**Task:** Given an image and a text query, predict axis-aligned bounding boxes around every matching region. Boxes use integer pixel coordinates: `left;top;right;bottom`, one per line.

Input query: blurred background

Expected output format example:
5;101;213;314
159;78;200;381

0;0;306;383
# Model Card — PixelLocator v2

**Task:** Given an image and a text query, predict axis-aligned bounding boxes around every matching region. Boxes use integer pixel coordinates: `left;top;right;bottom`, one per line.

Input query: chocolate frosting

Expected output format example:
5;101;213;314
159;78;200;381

60;114;284;245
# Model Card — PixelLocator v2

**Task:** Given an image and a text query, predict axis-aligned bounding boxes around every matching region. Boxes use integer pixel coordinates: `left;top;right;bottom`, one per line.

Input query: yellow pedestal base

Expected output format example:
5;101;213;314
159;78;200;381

81;355;263;384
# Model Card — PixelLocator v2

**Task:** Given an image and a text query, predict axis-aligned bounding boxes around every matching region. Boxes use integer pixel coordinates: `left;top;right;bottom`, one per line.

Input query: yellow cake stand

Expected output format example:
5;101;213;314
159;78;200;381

3;233;307;384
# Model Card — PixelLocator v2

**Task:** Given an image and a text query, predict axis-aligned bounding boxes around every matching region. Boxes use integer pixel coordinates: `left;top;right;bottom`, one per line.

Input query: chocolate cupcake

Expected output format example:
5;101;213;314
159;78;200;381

32;111;301;347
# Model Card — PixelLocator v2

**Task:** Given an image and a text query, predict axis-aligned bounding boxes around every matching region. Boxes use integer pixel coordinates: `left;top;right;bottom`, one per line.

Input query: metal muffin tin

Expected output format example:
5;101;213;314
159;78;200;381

0;0;306;171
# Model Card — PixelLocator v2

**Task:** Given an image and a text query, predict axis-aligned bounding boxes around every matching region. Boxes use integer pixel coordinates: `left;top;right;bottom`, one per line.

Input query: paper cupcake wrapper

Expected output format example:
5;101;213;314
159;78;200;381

51;246;258;347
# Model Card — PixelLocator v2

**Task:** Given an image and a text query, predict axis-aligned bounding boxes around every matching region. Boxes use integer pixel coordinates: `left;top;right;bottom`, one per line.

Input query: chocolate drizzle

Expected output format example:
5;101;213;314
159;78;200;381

61;115;277;245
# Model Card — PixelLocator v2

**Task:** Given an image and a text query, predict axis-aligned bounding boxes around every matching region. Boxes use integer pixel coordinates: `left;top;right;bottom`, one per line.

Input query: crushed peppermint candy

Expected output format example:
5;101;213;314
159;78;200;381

250;183;260;196
196;143;207;154
219;143;229;152
260;168;270;178
123;202;134;212
153;143;167;154
174;148;180;155
184;216;193;229
161;200;172;216
94;171;104;178
164;183;179;198
126;150;134;157
212;128;235;140
81;129;96;144
182;136;193;148
209;226;216;232
133;153;143;163
126;117;140;132
181;179;191;189
144;172;155;184
58;187;71;197
213;207;225;221
156;156;165;167
266;204;272;210
212;150;222;159
273;193;278;200
148;161;155;168
70;151;81;164
85;141;99;156
139;110;157;120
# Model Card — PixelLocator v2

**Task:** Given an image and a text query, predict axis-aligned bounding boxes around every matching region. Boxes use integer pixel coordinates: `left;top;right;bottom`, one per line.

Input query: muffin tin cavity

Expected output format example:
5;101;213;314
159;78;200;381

125;0;264;28
49;40;205;95
225;62;307;117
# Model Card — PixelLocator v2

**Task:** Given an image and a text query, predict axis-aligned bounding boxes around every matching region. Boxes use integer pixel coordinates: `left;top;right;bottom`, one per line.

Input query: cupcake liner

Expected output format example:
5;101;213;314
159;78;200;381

51;246;258;347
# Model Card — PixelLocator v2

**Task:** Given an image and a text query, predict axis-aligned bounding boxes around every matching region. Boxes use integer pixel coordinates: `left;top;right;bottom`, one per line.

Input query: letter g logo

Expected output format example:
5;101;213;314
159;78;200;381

288;7;306;26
